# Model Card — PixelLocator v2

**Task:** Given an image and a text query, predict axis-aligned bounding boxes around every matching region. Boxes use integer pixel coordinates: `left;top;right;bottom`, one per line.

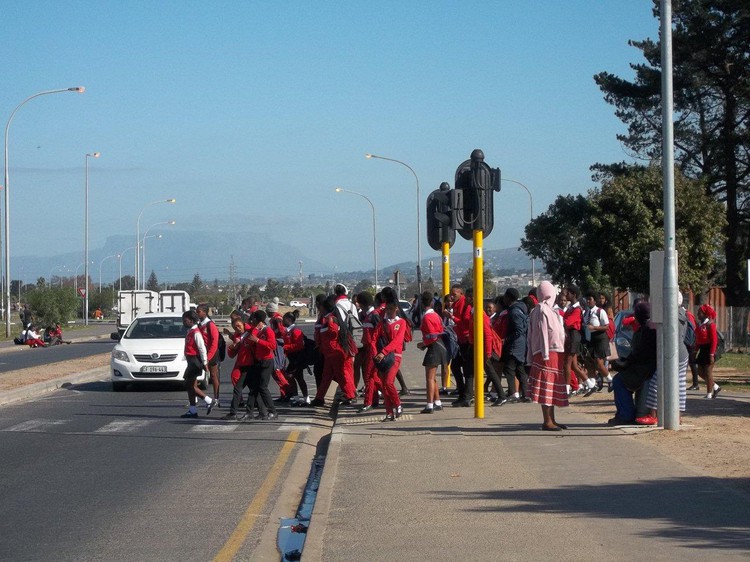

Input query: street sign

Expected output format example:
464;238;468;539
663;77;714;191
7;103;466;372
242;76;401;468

78;288;86;298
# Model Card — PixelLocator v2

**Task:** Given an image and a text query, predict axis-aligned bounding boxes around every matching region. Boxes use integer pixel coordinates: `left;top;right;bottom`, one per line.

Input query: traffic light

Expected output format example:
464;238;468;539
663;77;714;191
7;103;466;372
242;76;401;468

426;182;457;251
454;149;501;240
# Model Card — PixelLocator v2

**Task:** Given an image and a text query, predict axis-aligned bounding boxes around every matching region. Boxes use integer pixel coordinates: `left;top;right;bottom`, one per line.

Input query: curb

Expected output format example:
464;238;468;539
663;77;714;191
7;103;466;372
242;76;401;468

0;365;109;407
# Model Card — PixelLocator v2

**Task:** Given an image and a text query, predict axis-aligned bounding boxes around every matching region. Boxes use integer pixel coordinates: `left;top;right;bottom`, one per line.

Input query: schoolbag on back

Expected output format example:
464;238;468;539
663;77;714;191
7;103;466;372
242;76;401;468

441;324;459;360
683;318;696;349
337;303;364;349
715;330;726;361
301;335;317;366
217;332;227;362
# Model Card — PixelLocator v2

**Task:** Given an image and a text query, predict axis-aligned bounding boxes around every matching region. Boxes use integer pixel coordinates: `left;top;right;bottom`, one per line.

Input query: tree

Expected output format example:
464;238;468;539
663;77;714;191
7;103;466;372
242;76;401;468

146;270;160;292
353;279;373;295
189;273;203;295
594;0;750;303
457;267;498;298
521;194;594;286
116;275;135;290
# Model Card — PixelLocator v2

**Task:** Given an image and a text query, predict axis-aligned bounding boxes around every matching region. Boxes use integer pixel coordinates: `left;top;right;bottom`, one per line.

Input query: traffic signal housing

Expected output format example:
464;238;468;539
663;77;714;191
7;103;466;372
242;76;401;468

454;149;500;240
426;182;457;251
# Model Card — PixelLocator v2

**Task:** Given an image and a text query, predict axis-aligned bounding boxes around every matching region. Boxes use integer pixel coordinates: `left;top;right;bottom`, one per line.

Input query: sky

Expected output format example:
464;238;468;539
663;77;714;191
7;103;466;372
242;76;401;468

2;0;660;282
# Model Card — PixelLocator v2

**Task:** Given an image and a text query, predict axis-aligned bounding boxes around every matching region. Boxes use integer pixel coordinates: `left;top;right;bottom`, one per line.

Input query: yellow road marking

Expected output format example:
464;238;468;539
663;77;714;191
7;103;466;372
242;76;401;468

213;430;300;562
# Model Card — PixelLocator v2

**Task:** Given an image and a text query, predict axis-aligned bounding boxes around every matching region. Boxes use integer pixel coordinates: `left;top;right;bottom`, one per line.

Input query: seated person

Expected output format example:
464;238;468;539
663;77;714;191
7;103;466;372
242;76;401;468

608;301;656;425
25;325;48;348
46;324;70;345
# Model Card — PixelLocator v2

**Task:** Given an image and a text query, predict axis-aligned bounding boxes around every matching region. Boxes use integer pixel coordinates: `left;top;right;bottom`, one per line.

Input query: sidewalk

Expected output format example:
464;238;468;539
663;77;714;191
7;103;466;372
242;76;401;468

304;346;750;561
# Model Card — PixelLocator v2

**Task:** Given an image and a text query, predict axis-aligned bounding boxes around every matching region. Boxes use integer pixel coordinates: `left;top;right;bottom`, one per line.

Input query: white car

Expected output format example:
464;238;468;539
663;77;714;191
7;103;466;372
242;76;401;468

289;300;308;308
110;312;207;391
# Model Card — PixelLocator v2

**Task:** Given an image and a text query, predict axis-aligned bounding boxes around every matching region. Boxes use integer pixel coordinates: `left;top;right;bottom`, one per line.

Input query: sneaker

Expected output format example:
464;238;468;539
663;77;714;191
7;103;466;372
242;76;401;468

339;398;357;406
596;376;604;391
507;396;520;404
395;405;403;418
607;416;634;426
452;399;470;407
180;411;198;419
213;399;221;409
309;398;325;407
357;405;373;413
635;415;658;426
221;412;236;420
399;388;411;396
713;386;721;399
433;404;443;411
687;384;700;391
583;385;598;397
420;407;434;414
439;387;449;395
381;413;395;422
491;398;507;407
263;412;278;421
206;400;214;415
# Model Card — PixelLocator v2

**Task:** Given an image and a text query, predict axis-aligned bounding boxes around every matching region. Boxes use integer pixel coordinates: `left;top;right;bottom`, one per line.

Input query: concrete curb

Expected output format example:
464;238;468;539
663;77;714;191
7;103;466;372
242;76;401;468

0;365;109;407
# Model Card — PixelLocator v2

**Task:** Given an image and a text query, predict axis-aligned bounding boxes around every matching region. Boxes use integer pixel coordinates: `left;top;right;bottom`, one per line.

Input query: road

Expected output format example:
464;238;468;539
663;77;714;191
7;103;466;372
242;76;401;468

0;375;319;560
0;340;115;373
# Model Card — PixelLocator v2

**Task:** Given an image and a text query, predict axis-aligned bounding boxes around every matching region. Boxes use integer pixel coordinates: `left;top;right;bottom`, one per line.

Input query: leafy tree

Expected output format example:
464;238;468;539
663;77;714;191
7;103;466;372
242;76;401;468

189;273;203;295
26;287;78;326
116;275;135;290
264;278;287;301
146;270;160;292
89;288;116;317
353;279;374;295
521;194;594;285
292;281;304;296
457;267;499;298
594;0;750;303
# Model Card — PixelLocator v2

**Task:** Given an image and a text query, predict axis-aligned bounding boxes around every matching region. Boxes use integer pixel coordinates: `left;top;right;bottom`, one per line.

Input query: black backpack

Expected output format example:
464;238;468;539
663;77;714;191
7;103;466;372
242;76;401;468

715;330;726;361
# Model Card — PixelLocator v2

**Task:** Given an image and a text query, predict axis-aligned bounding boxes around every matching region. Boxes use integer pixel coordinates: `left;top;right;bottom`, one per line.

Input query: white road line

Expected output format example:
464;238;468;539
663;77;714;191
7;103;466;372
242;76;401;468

95;420;154;433
189;423;239;433
277;424;310;432
2;419;68;432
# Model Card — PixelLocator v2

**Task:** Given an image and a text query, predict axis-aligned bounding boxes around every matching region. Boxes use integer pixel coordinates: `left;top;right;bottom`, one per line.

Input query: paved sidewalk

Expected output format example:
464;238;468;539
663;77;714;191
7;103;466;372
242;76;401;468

305;345;750;561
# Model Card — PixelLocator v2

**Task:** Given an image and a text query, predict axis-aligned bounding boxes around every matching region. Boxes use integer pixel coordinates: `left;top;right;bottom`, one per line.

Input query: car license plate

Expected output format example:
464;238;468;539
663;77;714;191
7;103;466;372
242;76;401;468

141;366;167;373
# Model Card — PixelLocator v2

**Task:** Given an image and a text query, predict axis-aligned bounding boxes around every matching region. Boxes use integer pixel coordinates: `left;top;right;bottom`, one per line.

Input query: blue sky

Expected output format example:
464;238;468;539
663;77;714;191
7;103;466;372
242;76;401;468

3;1;659;281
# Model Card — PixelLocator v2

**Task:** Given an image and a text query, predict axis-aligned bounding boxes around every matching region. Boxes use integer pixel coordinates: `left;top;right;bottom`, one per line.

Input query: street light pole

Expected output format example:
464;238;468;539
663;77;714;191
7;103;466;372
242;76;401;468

501;178;535;286
118;246;136;293
84;151;100;324
135;199;175;291
141;221;174;289
365;153;421;293
141;233;165;289
335;188;378;291
99;254;119;293
3;86;85;336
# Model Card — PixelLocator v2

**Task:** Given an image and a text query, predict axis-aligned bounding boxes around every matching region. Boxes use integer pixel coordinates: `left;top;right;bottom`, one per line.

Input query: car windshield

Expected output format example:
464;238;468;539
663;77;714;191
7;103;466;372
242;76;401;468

124;317;186;339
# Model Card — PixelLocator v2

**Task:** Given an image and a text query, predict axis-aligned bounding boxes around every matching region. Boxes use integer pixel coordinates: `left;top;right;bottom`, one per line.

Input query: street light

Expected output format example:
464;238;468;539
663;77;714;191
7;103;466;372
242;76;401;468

141;231;167;289
49;265;67;288
135;199;175;290
118;246;137;293
84;151;100;324
365;153;422;293
501;178;536;286
3;86;85;336
335;188;378;291
99;254;119;293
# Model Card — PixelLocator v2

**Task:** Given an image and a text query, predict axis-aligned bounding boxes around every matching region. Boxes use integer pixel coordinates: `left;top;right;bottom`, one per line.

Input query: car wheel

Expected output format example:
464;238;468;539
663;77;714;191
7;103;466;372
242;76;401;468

112;381;128;392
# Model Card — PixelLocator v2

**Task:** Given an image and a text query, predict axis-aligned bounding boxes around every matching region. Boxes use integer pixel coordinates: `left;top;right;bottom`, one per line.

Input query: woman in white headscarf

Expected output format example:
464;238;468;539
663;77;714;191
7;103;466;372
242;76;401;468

527;281;568;431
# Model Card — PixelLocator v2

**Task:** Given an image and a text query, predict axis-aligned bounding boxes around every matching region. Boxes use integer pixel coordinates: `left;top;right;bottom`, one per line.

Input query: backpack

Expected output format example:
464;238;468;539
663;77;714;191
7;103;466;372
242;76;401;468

217;332;227;362
683;317;696;349
338;304;364;349
301;335;317;366
441;324;459;360
715;330;726;361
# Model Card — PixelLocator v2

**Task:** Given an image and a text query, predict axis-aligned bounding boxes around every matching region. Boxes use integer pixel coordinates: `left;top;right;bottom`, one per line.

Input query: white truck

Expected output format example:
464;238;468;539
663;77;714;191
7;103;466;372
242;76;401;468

158;290;191;314
116;290;158;335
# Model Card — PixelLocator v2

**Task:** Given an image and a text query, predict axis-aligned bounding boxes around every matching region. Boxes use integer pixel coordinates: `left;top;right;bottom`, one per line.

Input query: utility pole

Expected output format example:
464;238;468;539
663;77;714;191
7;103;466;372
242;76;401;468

228;255;238;307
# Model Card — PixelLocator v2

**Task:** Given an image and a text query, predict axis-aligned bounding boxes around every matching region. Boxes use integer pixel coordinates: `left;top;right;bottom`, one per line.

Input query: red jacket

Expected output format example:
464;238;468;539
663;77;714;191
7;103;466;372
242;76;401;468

371;317;407;357
227;330;253;367
199;318;220;358
283;326;305;354
319;313;345;357
451;295;472;344
360;308;381;352
420;309;443;346
252;325;277;361
563;304;583;332
185;325;207;363
468;311;498;359
695;320;718;353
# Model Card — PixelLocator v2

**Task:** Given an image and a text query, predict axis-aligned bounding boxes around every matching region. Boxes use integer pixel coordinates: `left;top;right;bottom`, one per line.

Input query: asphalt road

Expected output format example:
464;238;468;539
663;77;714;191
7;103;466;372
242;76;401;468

0;376;315;561
0;339;116;373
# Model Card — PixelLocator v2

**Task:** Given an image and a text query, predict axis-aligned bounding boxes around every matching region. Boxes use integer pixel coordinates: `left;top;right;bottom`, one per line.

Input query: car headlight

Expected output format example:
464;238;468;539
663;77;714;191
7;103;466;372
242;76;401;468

112;349;130;362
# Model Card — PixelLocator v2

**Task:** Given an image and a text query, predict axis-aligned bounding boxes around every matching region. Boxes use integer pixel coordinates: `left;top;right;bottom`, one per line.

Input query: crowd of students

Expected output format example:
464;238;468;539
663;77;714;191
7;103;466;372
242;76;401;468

179;282;722;429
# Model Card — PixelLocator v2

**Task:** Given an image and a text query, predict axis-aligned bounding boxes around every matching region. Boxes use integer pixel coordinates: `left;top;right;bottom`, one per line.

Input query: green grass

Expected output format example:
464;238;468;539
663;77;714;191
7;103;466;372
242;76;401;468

716;351;750;371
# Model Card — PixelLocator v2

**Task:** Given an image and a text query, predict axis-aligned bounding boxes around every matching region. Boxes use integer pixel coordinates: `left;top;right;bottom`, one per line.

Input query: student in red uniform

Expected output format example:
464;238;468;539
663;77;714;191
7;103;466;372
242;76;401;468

380;287;412;396
223;317;254;419
268;314;294;402
684;302;700;390
181;310;214;418
464;289;507;407
562;285;596;396
310;295;357;407
242;310;278;420
196;304;222;407
417;291;446;413
445;284;473;406
356;291;383;413
372;295;408;421
282;310;310;405
311;293;327;390
695;304;721;399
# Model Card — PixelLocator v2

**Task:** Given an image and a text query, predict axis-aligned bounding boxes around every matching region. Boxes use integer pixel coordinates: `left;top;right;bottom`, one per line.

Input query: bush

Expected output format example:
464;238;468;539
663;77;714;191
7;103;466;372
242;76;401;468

25;287;79;327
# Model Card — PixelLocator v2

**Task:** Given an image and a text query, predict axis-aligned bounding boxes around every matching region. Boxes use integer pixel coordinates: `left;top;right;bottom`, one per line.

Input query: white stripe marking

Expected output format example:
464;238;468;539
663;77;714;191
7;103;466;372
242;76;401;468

3;419;67;432
95;420;153;433
278;424;309;432
190;423;239;433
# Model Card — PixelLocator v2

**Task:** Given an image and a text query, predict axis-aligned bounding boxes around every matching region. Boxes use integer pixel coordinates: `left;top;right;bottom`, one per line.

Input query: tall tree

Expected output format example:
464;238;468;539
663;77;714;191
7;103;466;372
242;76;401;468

594;0;750;303
146;270;160;292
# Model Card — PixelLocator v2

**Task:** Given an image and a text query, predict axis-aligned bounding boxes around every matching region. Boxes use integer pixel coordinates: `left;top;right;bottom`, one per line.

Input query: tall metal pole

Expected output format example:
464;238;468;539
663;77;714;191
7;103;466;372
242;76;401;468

365;154;422;293
502;178;535;286
441;241;452;391
335;188;378;291
3;86;85;336
84;152;100;325
473;230;484;419
660;0;680;430
99;253;118;293
141;233;164;289
135;199;175;291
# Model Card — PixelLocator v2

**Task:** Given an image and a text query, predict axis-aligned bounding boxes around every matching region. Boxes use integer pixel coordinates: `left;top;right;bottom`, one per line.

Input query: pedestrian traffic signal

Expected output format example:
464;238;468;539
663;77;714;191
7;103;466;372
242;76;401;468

426;182;457;251
454;149;500;240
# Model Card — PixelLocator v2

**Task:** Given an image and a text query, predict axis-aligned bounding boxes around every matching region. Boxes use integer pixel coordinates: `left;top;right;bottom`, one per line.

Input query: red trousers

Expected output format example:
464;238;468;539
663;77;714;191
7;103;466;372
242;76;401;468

314;351;356;401
379;357;402;415
272;368;294;398
26;338;45;348
361;352;383;406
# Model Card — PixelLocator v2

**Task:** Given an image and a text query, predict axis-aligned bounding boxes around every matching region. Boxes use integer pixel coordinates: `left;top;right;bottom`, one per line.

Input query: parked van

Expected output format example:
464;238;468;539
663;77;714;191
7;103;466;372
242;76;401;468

116;290;158;335
159;290;191;314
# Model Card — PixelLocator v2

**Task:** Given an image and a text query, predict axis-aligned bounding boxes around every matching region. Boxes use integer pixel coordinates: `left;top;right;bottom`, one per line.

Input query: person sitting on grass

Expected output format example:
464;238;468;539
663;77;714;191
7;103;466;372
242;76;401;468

25;325;47;348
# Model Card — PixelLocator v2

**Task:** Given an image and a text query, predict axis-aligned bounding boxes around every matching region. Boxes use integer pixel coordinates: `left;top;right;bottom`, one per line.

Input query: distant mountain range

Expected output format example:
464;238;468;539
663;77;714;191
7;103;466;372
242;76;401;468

16;228;532;285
